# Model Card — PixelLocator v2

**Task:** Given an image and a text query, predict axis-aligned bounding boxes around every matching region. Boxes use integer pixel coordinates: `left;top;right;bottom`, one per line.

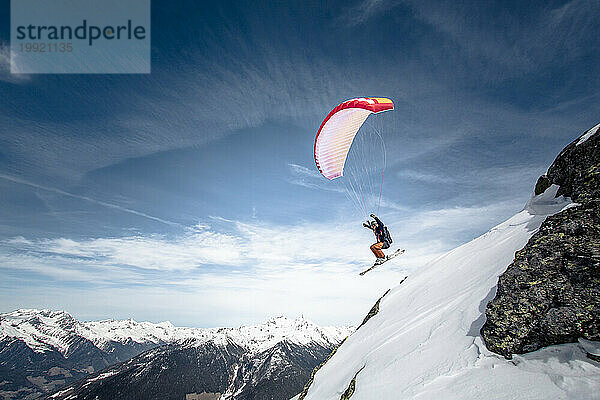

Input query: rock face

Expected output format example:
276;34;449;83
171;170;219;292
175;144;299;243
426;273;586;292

547;122;600;203
481;122;600;358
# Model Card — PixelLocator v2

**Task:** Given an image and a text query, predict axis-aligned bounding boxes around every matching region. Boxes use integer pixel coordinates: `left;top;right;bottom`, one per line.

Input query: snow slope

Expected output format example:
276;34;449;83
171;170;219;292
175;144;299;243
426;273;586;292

302;185;600;400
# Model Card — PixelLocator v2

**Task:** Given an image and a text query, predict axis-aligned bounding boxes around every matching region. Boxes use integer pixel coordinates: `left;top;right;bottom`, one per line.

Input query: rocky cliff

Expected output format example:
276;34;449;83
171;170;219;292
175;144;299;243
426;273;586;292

481;122;600;358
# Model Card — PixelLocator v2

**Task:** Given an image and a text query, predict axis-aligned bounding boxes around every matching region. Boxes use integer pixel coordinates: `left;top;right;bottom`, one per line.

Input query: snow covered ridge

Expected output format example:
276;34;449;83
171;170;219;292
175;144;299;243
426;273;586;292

301;185;600;400
576;121;600;146
190;315;354;354
0;309;353;356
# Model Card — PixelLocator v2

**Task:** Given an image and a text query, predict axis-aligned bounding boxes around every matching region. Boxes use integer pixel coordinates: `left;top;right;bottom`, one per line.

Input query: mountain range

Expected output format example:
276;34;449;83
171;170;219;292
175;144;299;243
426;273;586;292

0;309;351;399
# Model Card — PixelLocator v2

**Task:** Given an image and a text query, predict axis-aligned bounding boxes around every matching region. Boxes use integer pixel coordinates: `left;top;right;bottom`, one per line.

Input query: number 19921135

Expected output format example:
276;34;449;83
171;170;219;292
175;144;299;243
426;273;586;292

19;42;73;52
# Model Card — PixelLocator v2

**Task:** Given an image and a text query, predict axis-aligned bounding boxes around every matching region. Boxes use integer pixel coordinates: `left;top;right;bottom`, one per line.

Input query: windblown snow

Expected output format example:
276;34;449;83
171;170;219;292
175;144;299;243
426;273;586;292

0;309;352;356
302;185;600;400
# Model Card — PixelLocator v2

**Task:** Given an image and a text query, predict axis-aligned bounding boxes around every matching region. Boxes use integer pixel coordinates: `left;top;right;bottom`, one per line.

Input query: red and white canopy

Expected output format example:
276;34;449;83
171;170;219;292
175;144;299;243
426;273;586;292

314;97;394;180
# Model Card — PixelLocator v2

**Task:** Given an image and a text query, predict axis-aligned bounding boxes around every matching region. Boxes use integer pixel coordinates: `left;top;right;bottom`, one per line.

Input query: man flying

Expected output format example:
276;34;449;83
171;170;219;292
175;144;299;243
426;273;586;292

363;213;391;265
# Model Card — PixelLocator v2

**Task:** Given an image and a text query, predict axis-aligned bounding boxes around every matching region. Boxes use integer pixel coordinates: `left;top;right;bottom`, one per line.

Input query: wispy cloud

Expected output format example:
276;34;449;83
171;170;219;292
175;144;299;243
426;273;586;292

1;217;415;325
397;164;544;190
3;219;377;277
0;44;31;84
338;0;599;83
337;0;402;26
0;179;527;325
287;163;344;192
0;21;356;182
1;193;523;301
403;0;599;77
398;200;523;239
397;169;449;184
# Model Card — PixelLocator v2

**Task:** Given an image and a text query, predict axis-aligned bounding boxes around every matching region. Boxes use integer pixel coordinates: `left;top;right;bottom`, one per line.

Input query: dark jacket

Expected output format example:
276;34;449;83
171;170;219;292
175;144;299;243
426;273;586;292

372;216;386;244
364;216;389;248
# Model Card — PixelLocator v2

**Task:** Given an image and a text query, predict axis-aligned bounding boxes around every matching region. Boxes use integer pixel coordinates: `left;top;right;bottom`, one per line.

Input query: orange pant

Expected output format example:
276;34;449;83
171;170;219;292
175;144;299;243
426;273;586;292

370;242;385;258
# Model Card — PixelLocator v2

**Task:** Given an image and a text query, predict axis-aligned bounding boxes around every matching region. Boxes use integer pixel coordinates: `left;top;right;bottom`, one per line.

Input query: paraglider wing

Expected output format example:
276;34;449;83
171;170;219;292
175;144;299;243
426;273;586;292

314;97;394;180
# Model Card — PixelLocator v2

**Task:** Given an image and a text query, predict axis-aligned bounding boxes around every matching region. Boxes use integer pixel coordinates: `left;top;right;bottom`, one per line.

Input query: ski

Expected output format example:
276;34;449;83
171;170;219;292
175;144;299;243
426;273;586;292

360;249;405;276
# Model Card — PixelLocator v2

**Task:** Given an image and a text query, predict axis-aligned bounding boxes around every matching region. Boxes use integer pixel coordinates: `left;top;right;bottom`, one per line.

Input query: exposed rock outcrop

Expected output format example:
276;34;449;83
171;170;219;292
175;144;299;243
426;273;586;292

358;278;406;330
339;366;364;400
481;122;600;358
357;289;390;330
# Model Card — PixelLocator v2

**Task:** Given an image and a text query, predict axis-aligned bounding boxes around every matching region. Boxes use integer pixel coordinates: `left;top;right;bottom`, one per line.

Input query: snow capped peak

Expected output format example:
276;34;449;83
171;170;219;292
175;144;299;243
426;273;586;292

4;308;74;321
78;317;183;348
262;315;313;329
185;315;352;354
0;309;80;354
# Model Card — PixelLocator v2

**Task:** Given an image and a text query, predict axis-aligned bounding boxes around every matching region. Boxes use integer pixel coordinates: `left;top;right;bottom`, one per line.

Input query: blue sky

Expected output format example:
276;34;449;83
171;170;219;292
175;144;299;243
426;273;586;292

0;0;599;327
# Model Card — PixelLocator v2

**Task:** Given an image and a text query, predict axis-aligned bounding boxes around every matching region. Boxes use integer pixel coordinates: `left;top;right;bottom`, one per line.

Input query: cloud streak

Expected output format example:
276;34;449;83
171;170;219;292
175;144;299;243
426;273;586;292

287;163;345;193
404;0;599;78
337;0;402;26
0;173;181;227
2;193;522;280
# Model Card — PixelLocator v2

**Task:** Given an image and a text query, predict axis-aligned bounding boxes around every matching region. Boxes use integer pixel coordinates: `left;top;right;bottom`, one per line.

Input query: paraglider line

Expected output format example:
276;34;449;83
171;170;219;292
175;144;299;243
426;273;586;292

377;167;385;215
372;125;387;215
359;185;367;219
